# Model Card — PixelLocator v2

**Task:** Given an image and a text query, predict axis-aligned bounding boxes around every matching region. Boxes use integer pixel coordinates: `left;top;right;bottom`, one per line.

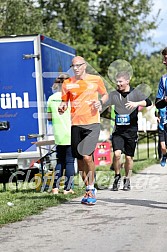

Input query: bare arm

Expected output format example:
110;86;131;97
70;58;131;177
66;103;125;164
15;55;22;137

93;92;109;110
47;112;52;121
125;98;152;109
58;101;68;114
125;100;147;109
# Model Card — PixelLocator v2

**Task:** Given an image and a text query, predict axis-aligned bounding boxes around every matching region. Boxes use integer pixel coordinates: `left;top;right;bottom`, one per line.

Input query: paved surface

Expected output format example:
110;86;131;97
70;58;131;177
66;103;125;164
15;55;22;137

1;163;167;252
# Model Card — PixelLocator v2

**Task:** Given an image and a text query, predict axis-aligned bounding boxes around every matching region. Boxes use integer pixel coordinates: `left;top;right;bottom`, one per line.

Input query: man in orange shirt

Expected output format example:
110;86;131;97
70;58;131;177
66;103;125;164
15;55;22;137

58;56;108;205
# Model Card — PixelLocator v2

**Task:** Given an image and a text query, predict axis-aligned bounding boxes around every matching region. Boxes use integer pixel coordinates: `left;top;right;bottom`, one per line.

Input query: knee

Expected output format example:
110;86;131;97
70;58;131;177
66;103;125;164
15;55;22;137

114;150;121;160
125;156;132;163
83;155;92;163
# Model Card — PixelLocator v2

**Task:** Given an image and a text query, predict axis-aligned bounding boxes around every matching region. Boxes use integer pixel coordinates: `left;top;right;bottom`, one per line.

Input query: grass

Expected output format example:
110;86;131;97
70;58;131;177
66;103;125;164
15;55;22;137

0;183;85;227
0;147;159;227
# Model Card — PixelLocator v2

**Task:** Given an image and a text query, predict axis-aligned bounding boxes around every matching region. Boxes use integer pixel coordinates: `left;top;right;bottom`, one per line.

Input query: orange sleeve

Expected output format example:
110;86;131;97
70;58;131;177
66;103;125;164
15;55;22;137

97;76;107;95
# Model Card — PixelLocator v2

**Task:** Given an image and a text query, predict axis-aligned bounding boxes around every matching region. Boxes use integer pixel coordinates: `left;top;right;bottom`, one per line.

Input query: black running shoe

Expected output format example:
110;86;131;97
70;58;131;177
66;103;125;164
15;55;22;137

123;177;131;191
112;174;121;191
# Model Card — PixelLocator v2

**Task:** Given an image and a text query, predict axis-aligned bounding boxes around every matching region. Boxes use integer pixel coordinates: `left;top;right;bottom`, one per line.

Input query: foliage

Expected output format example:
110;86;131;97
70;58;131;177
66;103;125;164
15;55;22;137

0;0;164;99
0;0;44;36
92;0;158;75
130;52;166;99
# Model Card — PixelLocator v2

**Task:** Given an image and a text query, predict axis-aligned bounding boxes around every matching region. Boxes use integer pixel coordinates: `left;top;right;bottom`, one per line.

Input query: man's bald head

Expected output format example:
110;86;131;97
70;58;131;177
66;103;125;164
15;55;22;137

72;56;86;64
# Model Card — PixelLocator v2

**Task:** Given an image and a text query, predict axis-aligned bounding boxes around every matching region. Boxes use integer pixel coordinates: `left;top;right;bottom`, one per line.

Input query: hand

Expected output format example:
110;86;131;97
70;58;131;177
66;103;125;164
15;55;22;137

92;100;102;110
58;103;67;114
125;101;138;109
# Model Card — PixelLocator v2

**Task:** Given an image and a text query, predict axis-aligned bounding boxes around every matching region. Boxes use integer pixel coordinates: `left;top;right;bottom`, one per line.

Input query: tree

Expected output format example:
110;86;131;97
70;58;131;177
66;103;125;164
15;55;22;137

131;52;166;99
92;0;159;75
0;0;162;97
0;0;43;36
37;0;100;70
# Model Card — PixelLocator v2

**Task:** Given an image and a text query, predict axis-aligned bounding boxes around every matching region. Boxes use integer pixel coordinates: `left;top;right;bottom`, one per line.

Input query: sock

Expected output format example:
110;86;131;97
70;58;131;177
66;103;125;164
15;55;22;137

115;174;121;178
86;185;94;190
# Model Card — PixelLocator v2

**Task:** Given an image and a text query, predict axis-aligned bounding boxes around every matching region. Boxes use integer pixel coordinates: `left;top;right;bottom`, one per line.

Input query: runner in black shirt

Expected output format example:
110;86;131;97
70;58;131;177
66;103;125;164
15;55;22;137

103;71;152;191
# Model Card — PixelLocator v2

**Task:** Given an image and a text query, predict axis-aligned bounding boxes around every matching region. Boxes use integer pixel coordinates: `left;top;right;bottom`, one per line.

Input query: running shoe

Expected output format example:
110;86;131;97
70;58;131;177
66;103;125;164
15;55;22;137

123;177;131;191
81;188;97;205
160;156;166;167
63;189;75;195
52;188;59;194
112;174;121;191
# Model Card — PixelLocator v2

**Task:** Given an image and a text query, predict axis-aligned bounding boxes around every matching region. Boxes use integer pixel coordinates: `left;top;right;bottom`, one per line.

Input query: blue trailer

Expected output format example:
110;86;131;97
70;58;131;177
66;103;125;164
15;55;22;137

0;34;76;169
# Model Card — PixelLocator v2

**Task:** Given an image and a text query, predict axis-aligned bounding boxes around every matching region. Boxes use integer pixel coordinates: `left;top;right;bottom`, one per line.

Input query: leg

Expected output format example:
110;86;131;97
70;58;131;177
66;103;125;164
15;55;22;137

113;149;122;175
80;154;95;186
160;141;166;156
112;150;122;191
123;131;137;190
71;125;89;186
158;138;162;159
77;159;89;186
159;130;167;167
111;133;124;191
52;145;65;194
124;155;133;178
64;146;75;193
71;124;100;204
160;141;167;166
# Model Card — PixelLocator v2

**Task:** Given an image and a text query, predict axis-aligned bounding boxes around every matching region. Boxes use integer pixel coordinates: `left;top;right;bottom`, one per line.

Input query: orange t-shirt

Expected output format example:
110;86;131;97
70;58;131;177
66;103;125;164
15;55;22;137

61;74;107;125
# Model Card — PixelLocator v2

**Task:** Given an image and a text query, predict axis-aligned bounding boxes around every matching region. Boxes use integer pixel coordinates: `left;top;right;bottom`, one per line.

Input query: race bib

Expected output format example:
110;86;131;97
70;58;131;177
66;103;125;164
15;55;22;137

115;114;130;125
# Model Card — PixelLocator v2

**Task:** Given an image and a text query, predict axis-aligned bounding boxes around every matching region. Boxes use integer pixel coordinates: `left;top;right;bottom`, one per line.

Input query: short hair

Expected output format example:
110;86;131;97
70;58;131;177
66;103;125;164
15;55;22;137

115;71;130;81
161;47;167;56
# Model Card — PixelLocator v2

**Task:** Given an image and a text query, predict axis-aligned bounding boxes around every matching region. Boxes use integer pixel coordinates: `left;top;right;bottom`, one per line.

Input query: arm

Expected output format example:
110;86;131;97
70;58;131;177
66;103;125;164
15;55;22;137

47;112;52;121
155;76;166;109
155;97;167;109
125;98;152;109
58;101;68;114
100;92;109;105
100;91;113;114
93;93;108;110
47;98;53;120
93;76;109;110
58;81;69;114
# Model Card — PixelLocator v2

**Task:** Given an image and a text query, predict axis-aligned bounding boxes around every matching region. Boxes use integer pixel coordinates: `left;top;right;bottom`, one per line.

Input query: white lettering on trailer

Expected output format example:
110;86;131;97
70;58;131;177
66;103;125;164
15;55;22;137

0;92;29;109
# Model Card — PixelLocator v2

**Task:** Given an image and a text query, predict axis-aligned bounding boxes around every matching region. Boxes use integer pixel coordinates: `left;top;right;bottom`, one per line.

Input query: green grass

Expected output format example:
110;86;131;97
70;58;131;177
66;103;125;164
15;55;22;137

0;183;85;227
0;147;159;227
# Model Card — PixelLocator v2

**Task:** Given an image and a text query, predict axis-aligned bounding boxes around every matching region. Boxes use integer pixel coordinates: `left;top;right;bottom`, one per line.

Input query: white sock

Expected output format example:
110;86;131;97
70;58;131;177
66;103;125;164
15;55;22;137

86;185;94;190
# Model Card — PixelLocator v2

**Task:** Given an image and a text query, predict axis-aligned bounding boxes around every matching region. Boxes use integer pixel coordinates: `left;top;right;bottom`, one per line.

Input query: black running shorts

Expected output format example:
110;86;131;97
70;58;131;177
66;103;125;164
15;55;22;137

158;129;167;145
71;123;100;159
112;130;138;157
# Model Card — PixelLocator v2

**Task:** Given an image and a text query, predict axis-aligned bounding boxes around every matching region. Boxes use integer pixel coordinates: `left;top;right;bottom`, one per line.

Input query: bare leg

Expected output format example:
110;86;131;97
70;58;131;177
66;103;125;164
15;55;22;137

113;150;122;175
160;141;166;156
78;154;95;186
124;155;133;177
77;159;88;186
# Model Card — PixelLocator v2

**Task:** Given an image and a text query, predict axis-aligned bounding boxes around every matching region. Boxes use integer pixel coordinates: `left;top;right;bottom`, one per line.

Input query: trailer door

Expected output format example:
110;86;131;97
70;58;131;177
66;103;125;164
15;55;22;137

0;35;41;155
